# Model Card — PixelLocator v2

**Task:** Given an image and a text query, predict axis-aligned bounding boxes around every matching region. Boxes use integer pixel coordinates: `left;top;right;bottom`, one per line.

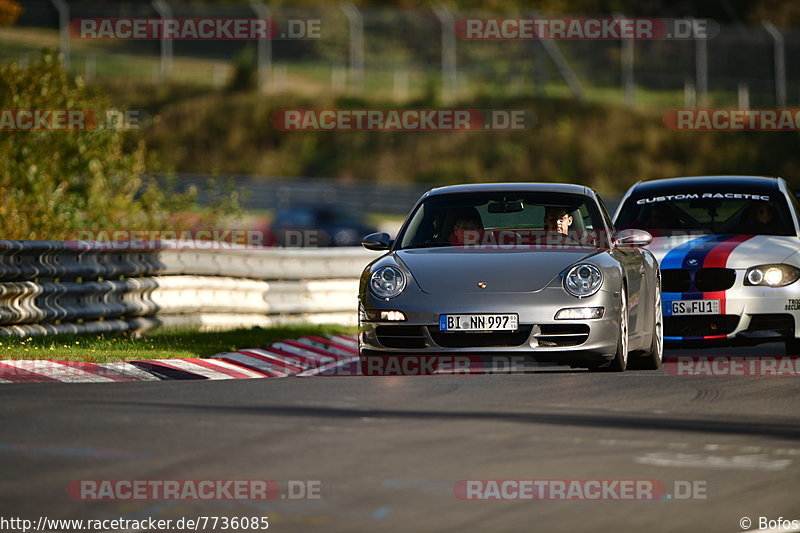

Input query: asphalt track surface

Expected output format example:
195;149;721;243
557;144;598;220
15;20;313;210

1;344;798;533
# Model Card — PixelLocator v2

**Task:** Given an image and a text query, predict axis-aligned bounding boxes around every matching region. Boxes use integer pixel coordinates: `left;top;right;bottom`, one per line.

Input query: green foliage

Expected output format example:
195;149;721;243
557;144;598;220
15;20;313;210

141;88;800;195
45;1;799;26
0;324;357;362
227;44;258;93
0;50;237;240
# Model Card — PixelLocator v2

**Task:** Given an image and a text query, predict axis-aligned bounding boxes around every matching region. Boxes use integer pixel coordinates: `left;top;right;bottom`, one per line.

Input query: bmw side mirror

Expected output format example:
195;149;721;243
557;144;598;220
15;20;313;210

614;229;653;248
361;232;393;251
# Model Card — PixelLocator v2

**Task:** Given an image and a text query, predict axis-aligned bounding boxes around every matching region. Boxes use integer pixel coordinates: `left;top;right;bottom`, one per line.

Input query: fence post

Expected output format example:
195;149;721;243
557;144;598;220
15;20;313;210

684;79;696;108
151;0;173;81
50;0;70;71
85;54;96;81
531;39;545;96
762;21;786;107
331;65;346;93
615;13;635;106
394;68;409;100
250;1;272;93
528;10;584;101
738;82;750;110
341;3;364;93
433;6;457;103
694;19;708;107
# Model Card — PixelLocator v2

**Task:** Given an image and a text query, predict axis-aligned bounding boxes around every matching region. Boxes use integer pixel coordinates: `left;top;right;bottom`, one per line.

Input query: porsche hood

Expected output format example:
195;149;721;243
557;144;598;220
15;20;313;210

394;248;601;294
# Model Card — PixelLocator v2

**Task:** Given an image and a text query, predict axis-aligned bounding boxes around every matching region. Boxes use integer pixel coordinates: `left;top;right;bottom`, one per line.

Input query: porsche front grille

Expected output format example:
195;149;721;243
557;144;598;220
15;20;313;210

534;324;590;347
375;325;427;349
428;326;533;348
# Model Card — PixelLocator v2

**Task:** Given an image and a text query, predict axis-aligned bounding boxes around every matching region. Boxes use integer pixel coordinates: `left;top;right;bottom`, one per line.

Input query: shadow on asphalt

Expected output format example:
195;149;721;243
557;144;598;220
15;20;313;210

103;402;800;440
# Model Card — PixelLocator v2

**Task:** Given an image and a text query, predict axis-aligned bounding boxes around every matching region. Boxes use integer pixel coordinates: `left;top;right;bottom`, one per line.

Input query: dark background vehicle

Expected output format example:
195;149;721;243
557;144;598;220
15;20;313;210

269;204;377;247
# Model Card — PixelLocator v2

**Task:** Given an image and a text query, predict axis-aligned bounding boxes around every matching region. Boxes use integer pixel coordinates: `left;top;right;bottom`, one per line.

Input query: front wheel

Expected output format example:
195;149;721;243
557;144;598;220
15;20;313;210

631;278;663;370
592;288;629;372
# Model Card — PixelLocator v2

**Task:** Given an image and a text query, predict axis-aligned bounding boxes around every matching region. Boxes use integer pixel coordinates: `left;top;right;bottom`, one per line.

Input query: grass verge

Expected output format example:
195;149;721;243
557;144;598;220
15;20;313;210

0;324;357;363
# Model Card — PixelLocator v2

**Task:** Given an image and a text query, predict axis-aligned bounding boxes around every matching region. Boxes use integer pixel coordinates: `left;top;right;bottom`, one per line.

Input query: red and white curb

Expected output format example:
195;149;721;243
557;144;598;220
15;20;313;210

214;335;359;378
0;360;159;383
0;335;359;383
128;358;269;380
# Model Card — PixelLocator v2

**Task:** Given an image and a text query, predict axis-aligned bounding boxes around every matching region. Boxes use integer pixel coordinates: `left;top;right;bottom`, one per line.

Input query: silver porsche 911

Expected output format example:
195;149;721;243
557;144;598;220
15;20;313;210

358;183;663;372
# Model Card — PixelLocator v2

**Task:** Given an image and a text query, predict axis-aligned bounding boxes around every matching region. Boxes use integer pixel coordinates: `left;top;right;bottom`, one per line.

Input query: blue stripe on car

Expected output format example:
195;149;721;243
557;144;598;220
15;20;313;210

661;234;729;340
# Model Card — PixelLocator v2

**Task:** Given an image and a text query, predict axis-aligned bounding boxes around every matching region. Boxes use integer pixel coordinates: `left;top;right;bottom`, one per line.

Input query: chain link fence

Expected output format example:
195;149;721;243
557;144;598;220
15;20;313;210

3;2;798;107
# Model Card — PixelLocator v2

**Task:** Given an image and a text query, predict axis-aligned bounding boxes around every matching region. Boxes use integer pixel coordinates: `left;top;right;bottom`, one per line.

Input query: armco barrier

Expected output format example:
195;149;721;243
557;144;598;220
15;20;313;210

0;241;375;336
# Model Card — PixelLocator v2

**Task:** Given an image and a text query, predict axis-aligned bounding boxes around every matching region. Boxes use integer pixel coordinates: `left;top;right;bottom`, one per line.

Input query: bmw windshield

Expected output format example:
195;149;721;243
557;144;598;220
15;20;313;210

616;190;796;237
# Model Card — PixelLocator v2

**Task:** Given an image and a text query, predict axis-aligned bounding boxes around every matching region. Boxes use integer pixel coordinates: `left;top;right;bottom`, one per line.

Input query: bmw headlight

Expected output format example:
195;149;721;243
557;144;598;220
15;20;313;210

564;264;603;298
745;264;800;287
370;266;407;299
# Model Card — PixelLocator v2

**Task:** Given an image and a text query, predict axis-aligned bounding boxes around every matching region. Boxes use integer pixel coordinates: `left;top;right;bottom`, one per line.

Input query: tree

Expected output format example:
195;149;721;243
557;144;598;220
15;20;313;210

0;50;229;240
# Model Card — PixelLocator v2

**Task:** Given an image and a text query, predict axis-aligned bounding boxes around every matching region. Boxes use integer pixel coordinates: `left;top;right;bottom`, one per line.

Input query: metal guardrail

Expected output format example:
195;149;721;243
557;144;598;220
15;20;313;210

173;174;429;216
0;240;163;281
0;241;375;336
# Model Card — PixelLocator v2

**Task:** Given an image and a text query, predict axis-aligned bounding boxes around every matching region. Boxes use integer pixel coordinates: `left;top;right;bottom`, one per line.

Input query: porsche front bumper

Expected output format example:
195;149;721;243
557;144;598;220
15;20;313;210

359;286;622;366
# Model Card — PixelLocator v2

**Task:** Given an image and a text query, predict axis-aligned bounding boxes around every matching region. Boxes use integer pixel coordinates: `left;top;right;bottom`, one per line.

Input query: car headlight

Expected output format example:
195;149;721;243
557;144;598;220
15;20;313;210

370;266;407;299
564;264;603;298
745;264;800;287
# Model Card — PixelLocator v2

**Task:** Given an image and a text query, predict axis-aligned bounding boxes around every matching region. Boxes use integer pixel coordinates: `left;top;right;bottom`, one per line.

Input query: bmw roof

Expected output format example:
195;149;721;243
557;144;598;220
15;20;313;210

629;175;783;195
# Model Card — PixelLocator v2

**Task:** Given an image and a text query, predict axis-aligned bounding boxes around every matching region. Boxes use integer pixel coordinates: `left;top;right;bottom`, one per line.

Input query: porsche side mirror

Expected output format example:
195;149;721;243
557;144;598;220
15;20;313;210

614;229;653;248
361;232;393;251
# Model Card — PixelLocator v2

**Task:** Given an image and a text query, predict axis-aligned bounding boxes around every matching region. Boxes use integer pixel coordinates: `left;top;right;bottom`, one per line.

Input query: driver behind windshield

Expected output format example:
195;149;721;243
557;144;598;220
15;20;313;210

543;206;574;235
735;201;778;234
448;208;484;245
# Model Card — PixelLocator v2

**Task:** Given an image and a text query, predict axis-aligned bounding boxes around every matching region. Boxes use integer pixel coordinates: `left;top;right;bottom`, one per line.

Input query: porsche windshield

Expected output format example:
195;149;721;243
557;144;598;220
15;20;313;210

397;192;608;250
615;190;796;236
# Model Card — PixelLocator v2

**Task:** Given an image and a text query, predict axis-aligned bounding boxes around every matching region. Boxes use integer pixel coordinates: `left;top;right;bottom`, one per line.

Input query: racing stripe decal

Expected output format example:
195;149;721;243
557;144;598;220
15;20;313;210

662;235;728;335
701;234;755;317
679;234;733;270
660;234;721;269
662;235;717;341
702;234;755;269
663;234;755;341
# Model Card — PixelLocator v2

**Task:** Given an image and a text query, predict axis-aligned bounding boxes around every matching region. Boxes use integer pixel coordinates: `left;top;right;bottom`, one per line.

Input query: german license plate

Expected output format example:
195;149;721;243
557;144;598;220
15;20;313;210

670;299;720;315
439;314;518;332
